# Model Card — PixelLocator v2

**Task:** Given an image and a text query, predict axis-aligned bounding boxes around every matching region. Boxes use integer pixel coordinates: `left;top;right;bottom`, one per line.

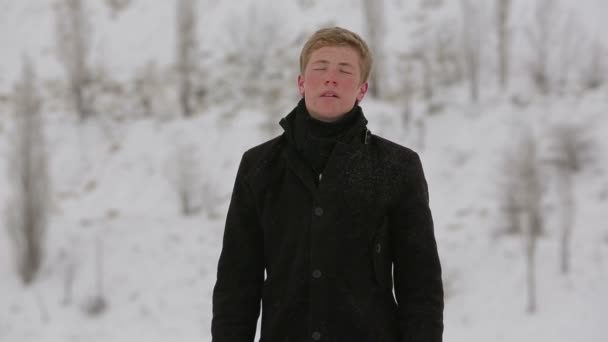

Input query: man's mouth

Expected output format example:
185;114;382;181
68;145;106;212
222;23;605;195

321;91;339;98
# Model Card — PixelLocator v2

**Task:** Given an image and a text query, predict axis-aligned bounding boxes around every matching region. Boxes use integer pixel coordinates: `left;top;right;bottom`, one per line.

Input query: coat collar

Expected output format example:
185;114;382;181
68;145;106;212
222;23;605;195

278;100;371;194
278;99;370;150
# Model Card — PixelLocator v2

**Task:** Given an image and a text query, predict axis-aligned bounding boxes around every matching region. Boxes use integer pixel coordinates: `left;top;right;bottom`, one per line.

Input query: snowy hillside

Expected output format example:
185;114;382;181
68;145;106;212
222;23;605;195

1;0;607;341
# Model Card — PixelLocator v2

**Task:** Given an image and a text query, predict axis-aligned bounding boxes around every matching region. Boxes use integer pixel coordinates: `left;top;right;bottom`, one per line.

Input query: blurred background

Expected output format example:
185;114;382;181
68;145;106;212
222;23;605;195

0;0;607;341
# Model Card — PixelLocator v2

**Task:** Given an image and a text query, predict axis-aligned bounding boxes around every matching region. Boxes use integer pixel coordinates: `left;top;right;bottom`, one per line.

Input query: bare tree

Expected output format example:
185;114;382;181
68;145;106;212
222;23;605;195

433;20;463;88
545;122;595;274
61;248;77;306
225;3;279;98
460;0;483;102
396;55;428;151
409;48;434;103
580;38;606;91
524;0;560;95
398;58;415;132
400;8;461;117
362;0;386;98
133;61;172;119
519;136;543;314
176;0;198;117
167;143;206;216
5;57;50;285
398;14;460;148
496;0;511;89
524;1;589;94
556;13;584;94
177;144;202;215
219;3;295;117
54;0;93;120
497;128;544;313
406;16;437;104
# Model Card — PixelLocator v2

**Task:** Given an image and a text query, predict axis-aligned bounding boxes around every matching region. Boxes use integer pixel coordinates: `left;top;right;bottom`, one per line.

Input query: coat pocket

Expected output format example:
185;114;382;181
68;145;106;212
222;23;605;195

372;216;393;290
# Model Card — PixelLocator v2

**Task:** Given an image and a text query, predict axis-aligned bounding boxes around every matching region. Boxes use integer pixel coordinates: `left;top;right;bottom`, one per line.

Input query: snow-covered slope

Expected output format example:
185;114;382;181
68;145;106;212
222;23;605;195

1;1;607;341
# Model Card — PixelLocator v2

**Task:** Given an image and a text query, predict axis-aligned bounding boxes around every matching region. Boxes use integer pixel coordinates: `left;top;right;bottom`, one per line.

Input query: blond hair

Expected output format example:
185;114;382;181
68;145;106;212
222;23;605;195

299;27;373;84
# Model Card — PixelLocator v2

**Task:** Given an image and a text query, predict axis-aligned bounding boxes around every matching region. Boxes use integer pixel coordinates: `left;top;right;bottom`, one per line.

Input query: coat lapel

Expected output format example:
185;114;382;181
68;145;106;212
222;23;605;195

320;141;362;188
278;101;370;196
282;144;318;194
282;139;364;196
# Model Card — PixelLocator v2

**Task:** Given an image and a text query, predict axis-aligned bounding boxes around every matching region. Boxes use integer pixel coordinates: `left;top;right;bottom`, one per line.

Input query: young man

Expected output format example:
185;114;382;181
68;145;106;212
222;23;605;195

212;27;444;342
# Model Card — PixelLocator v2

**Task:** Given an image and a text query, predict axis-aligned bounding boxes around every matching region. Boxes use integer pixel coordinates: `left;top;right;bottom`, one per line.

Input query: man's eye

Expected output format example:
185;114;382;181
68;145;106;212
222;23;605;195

313;68;326;71
340;70;352;74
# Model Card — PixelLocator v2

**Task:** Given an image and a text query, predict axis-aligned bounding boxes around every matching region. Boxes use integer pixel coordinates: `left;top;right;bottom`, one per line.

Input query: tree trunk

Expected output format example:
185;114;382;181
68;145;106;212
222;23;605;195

497;0;511;88
557;168;574;274
176;0;197;117
460;0;481;102
521;211;537;314
362;0;385;98
8;57;50;286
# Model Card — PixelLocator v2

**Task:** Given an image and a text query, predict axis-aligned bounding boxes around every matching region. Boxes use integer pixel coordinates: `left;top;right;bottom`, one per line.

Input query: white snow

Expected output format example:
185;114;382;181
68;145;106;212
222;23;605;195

1;0;607;341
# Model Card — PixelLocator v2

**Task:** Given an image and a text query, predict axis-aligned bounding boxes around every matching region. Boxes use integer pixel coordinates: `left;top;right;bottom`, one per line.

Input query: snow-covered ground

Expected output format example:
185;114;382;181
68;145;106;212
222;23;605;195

1;1;607;341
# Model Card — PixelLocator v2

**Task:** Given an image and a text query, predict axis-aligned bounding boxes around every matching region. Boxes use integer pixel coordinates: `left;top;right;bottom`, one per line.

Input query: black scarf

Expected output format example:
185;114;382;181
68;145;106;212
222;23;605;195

281;98;368;175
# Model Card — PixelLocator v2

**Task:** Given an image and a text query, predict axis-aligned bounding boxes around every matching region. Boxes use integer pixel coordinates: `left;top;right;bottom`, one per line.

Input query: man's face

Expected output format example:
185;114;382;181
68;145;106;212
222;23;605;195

298;46;368;122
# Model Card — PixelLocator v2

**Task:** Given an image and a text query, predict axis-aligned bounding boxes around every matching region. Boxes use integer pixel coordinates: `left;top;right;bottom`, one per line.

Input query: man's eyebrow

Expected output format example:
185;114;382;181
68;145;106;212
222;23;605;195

311;60;355;68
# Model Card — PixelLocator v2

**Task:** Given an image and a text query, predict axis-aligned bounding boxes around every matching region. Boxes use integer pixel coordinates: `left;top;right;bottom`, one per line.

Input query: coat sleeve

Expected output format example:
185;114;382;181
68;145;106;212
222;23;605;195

212;153;264;342
389;152;444;342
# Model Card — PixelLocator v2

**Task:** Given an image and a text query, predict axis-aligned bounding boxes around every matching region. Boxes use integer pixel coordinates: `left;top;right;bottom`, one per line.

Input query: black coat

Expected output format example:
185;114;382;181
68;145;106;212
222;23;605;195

212;106;444;342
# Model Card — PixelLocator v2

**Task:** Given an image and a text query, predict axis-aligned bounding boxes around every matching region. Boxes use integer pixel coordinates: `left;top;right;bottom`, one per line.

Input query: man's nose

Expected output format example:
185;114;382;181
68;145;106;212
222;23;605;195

324;69;338;85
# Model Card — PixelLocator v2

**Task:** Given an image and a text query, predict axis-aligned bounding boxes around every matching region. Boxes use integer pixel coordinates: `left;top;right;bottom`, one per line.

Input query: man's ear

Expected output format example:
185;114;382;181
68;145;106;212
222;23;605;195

357;81;369;102
297;74;305;97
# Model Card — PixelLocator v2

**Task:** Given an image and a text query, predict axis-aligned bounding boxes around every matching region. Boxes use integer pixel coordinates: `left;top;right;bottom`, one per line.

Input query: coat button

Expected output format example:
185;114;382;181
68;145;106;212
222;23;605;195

376;243;382;254
312;269;322;279
312;331;322;341
314;207;324;216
